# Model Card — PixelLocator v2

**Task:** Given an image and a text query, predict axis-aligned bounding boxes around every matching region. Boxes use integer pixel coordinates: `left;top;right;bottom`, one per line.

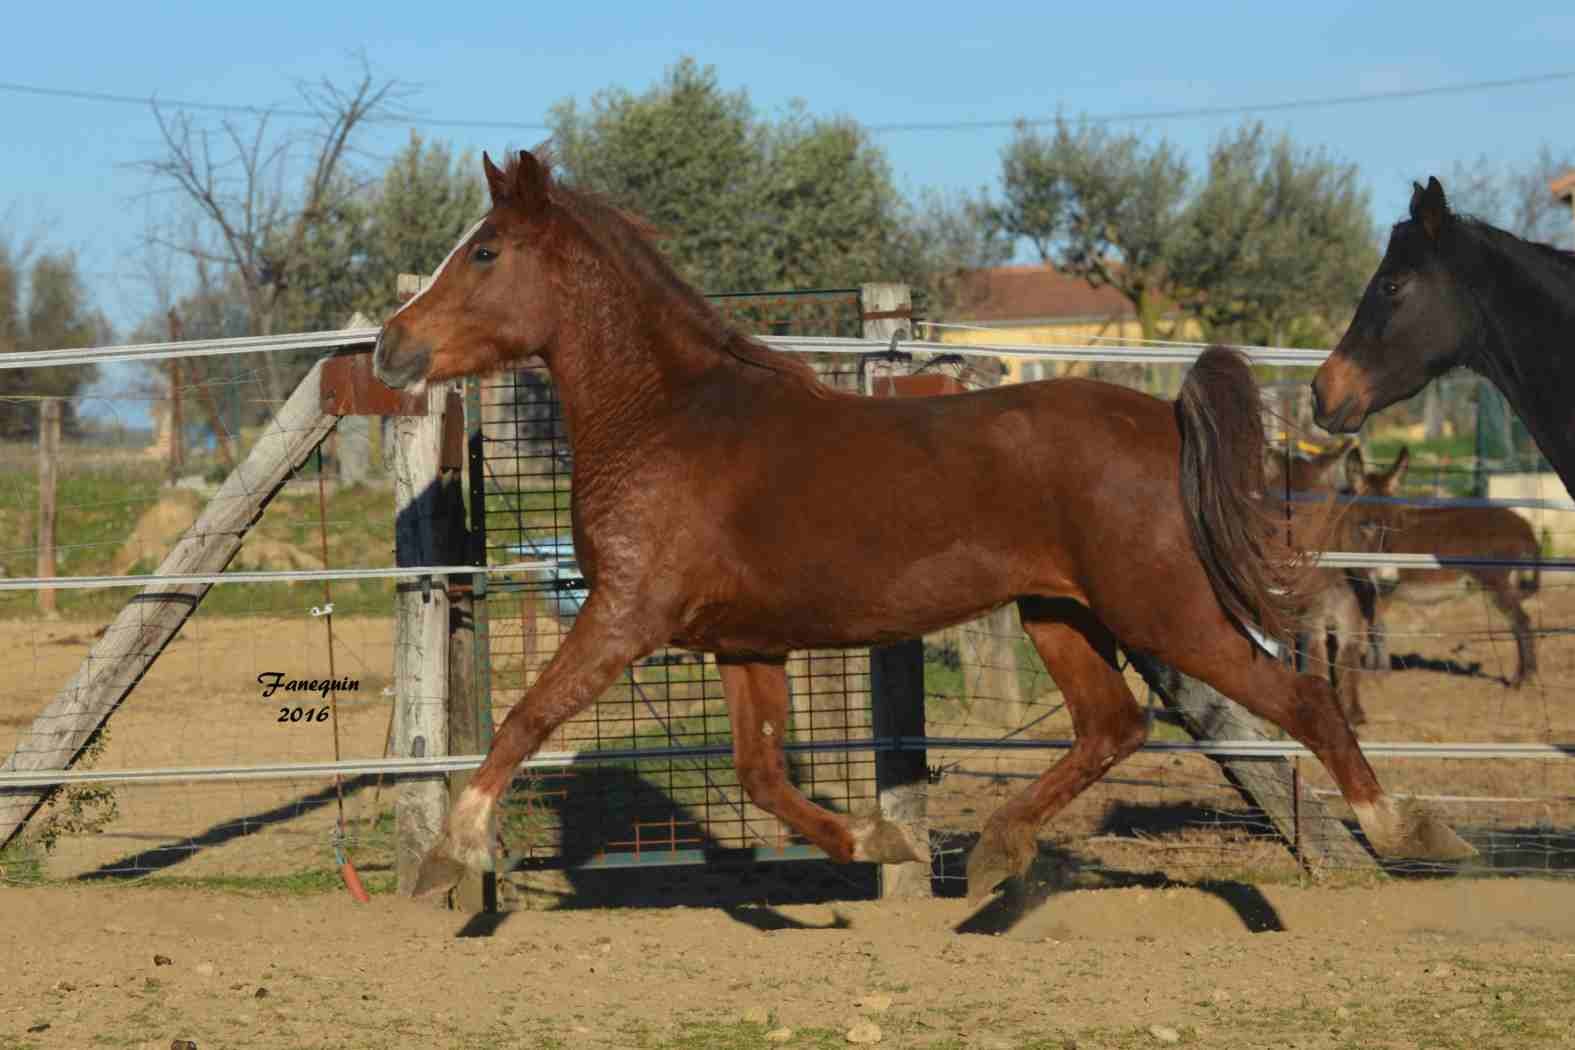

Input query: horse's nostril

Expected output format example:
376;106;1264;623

372;326;433;390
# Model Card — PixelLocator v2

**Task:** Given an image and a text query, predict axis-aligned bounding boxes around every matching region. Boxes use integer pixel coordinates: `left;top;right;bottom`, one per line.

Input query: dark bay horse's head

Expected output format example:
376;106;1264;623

1313;177;1474;433
374;150;561;391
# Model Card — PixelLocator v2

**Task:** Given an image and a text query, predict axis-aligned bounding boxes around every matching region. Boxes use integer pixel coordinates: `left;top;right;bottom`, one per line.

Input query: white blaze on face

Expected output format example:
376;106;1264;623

389;217;488;321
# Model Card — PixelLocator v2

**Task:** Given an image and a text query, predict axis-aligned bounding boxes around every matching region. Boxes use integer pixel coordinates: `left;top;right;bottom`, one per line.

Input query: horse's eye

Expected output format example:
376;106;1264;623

1380;279;1400;297
473;246;498;264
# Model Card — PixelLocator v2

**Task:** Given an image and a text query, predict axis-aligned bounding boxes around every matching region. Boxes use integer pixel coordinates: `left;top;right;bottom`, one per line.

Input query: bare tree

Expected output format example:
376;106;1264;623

135;63;405;404
1447;144;1575;247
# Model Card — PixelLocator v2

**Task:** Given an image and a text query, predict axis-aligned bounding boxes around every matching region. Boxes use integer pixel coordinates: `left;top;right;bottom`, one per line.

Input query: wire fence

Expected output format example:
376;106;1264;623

1;313;1573;903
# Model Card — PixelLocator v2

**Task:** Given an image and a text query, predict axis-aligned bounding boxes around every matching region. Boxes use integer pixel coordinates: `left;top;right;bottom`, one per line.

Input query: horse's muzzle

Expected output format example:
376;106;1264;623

373;324;433;391
1311;358;1368;434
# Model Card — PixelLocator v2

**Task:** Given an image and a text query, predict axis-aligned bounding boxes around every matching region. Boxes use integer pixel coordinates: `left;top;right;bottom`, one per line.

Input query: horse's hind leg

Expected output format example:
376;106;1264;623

1164;624;1473;861
717;658;924;866
966;599;1148;902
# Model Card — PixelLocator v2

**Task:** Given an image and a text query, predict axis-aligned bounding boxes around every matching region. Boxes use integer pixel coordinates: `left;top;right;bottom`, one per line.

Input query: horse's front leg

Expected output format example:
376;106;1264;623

412;595;657;898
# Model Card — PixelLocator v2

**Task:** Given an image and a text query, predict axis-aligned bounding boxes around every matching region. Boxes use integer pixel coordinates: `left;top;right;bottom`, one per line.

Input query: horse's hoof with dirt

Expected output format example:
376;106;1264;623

849;815;927;866
1355;797;1476;861
965;818;1038;903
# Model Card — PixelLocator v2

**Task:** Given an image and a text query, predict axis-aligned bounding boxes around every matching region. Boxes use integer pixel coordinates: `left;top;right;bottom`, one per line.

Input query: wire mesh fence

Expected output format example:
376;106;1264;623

1;314;1573;905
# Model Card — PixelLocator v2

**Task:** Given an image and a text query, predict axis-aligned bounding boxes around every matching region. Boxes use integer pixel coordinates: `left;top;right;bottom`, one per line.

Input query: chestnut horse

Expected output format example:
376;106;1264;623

375;150;1472;902
1314;176;1575;493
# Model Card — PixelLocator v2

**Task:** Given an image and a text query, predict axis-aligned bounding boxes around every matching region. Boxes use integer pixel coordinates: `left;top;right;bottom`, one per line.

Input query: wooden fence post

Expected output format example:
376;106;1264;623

391;376;452;898
36;398;60;620
386;272;493;907
1129;656;1376;871
442;386;494;912
861;282;931;899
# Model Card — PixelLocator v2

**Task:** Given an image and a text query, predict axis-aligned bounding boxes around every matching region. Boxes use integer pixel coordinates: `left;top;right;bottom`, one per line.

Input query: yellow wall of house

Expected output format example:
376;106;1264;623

932;317;1204;383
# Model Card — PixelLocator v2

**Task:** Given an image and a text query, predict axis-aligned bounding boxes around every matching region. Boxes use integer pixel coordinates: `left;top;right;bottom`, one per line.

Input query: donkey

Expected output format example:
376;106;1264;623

373;150;1473;902
1266;442;1383;725
1350;446;1541;688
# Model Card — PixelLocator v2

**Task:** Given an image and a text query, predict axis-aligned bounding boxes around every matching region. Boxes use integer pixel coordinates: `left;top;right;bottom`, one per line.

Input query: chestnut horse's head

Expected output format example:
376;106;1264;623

374;150;561;391
1313;177;1474;433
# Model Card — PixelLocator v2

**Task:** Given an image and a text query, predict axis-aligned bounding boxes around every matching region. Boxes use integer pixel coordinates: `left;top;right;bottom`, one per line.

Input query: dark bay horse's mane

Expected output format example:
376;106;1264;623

1437;215;1575;389
512;152;830;393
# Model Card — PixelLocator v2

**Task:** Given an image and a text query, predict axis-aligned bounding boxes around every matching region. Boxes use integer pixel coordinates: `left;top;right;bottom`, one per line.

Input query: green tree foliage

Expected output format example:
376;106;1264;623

1169;124;1376;346
992;118;1377;347
993;117;1191;339
0;245;105;438
904;187;1014;311
274;132;487;329
360;133;487;317
551;58;765;291
549;58;964;296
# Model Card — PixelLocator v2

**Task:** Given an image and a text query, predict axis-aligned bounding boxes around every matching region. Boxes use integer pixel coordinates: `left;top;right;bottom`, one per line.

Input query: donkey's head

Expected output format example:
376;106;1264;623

374;150;562;391
1313;177;1474;433
1342;445;1411;551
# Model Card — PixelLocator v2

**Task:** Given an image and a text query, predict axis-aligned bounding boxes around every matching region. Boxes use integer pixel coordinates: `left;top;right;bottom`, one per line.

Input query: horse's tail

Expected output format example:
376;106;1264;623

1176;346;1312;643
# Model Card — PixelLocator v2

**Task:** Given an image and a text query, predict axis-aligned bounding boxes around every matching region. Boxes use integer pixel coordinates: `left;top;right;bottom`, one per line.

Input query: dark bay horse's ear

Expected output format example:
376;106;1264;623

1410;176;1450;241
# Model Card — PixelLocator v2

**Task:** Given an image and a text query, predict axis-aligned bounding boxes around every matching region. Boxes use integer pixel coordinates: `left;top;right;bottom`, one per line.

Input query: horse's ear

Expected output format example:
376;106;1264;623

482;152;510;205
1383;447;1411;494
1410;176;1450;241
512;150;550;215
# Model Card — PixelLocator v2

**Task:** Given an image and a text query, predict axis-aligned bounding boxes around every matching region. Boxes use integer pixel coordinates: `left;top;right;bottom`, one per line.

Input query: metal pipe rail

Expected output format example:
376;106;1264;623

2;738;1567;789
0;560;552;592
0;328;1332;372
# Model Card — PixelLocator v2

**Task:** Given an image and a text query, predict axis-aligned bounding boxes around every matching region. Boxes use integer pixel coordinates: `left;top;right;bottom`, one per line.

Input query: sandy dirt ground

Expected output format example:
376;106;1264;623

3;878;1574;1049
3;580;1575;1047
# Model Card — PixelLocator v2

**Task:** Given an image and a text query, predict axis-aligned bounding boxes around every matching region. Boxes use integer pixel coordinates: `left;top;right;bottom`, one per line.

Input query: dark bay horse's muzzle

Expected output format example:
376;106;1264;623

1310;356;1369;434
373;324;433;390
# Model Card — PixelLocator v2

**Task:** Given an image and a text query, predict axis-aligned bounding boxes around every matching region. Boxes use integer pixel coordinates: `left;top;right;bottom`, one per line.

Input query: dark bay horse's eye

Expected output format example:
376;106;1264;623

1380;279;1400;297
473;246;498;264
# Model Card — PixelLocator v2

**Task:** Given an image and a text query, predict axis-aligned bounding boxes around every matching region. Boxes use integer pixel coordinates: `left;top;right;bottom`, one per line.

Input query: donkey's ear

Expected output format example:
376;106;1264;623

1344;447;1366;492
1410;176;1450;241
482;152;510;205
1384;446;1411;494
512;150;551;215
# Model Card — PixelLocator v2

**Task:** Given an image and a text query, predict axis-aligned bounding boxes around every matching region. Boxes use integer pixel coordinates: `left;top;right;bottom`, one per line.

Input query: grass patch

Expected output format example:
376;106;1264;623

113;867;397;897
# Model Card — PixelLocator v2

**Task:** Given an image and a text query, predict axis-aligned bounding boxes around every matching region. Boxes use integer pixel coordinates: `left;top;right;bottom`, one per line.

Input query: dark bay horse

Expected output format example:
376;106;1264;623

1350;446;1541;688
374;150;1472;902
1313;176;1575;493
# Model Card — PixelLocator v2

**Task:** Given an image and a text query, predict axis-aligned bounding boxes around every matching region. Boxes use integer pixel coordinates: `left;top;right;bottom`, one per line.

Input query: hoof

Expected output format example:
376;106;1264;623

850;816;927;865
965;847;1016;905
411;849;468;899
1357;797;1476;862
965;820;1035;903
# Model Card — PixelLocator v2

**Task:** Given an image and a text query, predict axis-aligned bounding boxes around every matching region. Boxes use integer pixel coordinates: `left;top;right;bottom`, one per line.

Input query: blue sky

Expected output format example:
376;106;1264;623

7;0;1575;419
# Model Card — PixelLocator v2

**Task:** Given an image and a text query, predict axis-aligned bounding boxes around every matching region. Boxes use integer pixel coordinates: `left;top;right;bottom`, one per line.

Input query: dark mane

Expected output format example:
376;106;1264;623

505;152;826;390
1404;214;1575;393
1457;214;1575;273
